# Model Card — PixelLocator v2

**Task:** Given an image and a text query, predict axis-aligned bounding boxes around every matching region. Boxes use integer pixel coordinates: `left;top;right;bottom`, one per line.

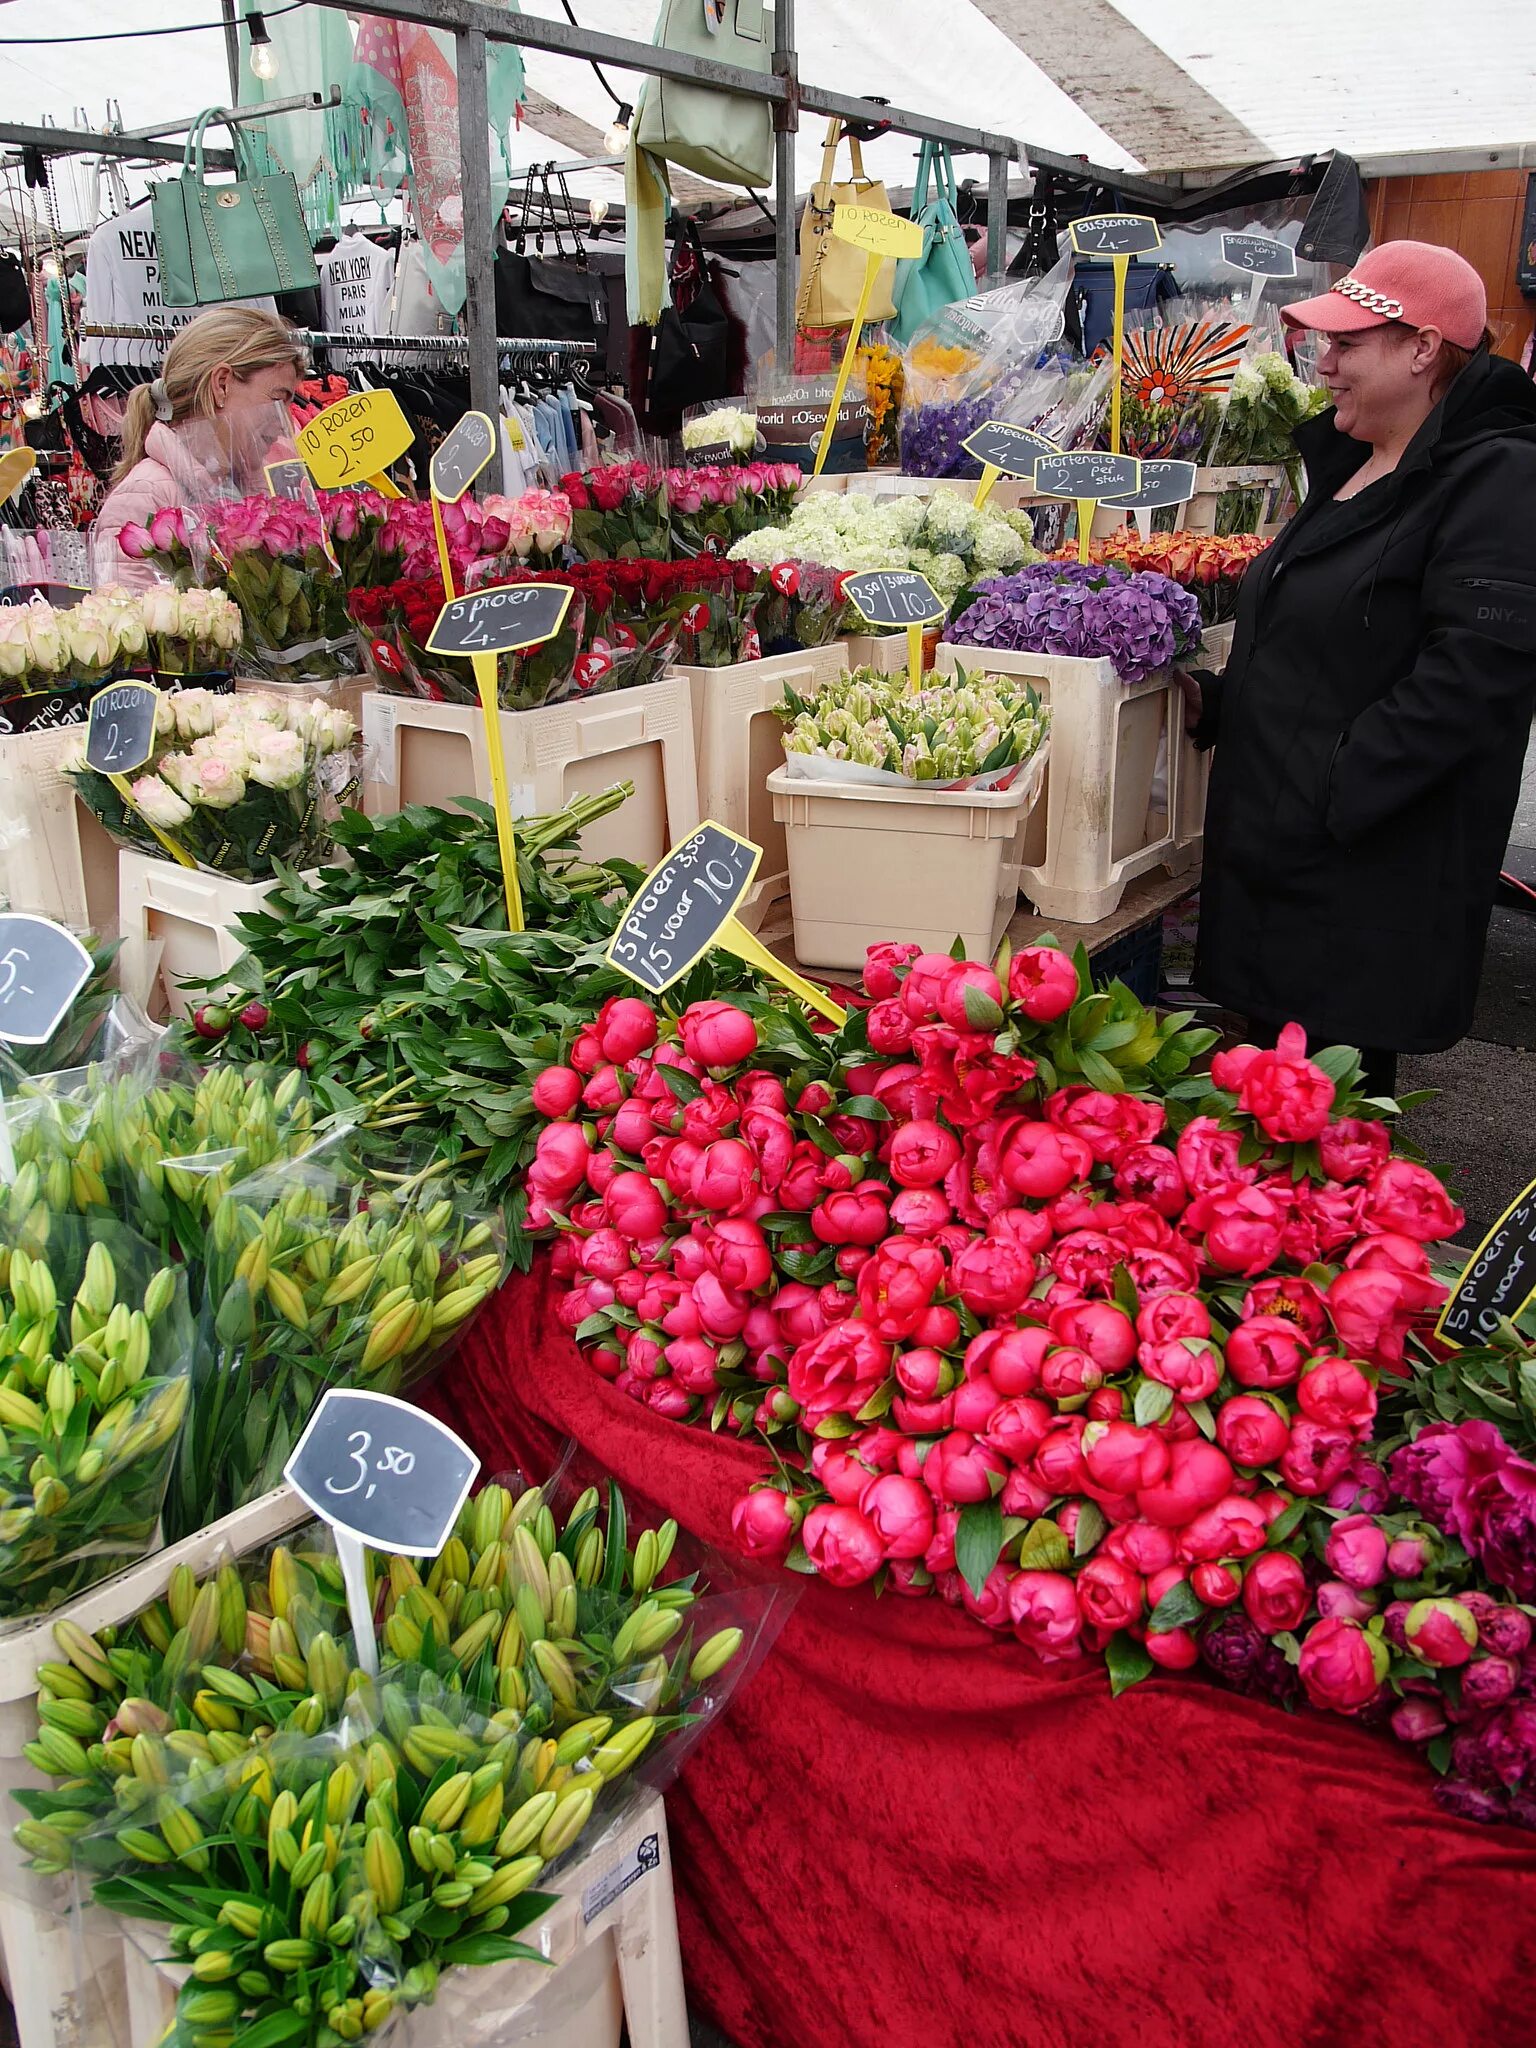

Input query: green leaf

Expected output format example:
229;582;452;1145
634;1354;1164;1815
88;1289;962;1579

1016;1516;1070;1572
1186;1398;1217;1440
838;1095;892;1121
1266;1498;1308;1544
573;1312;613;1344
1078;1047;1124;1092
1147;1579;1205;1633
1106;1632;1155;1696
1311;1044;1363;1086
1111;1262;1140;1321
962;983;1005;1031
1073;1498;1107;1558
227;2013;312;2048
955;1495;1005;1599
1133;1379;1174;1426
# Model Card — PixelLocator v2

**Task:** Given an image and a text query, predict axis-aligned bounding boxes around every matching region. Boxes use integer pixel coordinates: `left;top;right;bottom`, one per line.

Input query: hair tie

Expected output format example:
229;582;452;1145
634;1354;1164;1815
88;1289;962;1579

149;377;173;423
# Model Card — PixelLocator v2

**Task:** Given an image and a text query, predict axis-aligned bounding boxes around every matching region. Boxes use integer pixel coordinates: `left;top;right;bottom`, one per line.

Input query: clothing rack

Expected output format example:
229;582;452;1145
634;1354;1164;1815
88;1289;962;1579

80;323;598;358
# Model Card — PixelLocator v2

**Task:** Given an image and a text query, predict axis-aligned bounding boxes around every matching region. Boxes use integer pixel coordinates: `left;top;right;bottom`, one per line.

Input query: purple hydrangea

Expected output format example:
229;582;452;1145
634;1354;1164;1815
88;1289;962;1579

950;561;1203;686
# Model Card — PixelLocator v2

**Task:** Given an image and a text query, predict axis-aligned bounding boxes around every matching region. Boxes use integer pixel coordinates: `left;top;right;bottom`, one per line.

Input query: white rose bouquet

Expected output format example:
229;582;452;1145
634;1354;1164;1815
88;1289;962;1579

137;584;243;677
61;691;354;879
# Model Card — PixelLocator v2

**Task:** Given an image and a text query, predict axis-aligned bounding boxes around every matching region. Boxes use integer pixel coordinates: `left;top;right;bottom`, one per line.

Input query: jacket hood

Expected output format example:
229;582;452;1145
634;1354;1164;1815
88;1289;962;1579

1295;348;1536;486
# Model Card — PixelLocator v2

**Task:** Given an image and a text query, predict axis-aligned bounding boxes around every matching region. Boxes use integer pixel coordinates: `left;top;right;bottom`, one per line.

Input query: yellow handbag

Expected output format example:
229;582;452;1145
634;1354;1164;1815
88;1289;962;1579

795;119;899;330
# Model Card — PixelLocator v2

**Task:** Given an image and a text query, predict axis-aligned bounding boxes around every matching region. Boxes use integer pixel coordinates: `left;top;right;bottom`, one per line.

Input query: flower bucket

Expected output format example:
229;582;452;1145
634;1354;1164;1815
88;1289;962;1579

0;725;121;929
116;851;297;1024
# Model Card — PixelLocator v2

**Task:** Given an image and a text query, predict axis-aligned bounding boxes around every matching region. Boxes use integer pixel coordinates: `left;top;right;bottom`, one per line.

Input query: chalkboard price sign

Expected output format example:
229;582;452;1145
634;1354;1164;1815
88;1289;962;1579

284;1388;481;1556
1069;214;1163;259
961;420;1060;479
264;459;312;502
85;681;160;776
430;411;497;503
841;568;946;629
1032;450;1142;502
0;913;93;1046
1437;1175;1536;1347
426;582;575;658
1104;458;1198;511
606;820;762;995
1220;232;1299;279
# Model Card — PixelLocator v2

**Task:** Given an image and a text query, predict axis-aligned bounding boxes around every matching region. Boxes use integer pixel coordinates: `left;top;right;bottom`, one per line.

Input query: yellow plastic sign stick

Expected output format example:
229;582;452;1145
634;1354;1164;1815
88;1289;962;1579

974;462;1002;512
106;772;197;866
715;918;847;1027
296;388;414;495
1076;499;1097;565
1109;254;1130;455
470;649;524;931
906;621;925;693
431;495;455;602
813;254;877;480
813;205;927;479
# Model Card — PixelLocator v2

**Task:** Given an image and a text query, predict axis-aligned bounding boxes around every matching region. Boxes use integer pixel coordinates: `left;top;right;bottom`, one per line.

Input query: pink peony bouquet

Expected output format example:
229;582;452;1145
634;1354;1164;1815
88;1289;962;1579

59;687;353;877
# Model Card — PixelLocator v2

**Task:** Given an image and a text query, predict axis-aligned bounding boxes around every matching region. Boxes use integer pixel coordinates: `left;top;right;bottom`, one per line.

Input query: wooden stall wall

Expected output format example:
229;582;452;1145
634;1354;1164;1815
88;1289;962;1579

1368;169;1535;361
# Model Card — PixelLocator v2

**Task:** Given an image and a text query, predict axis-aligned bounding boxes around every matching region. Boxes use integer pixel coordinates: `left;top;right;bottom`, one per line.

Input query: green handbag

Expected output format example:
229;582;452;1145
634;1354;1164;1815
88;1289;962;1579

151;108;319;308
633;0;774;187
888;141;980;346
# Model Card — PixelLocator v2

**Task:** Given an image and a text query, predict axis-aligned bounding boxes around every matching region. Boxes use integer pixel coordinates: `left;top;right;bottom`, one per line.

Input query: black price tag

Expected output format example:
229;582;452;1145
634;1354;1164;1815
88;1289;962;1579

426;582;575;658
284;1388;481;1557
606;820;761;995
0;914;92;1047
0;583;86;609
1220;232;1299;280
680;440;734;469
1437;1177;1536;1347
264;460;313;502
842;568;946;629
1104;458;1198;511
960;421;1060;478
1033;451;1142;501
85;681;160;776
430;411;497;504
1069;213;1163;258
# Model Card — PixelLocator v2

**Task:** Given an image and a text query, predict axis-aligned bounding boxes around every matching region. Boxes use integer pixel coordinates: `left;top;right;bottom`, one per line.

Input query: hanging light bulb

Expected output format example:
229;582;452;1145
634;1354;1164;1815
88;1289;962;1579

603;103;633;156
247;12;280;81
588;195;610;227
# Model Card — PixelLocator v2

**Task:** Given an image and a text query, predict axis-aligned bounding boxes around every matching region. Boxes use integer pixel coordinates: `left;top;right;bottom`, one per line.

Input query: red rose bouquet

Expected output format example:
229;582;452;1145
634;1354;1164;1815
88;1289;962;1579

560;462;670;560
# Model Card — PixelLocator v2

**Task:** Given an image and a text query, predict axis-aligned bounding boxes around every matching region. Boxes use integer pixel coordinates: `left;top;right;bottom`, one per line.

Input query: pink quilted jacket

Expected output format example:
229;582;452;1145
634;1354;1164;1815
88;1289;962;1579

93;421;207;590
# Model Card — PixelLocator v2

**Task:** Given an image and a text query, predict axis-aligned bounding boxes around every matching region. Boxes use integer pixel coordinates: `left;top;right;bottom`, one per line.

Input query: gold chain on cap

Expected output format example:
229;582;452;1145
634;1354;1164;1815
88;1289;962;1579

1330;276;1406;319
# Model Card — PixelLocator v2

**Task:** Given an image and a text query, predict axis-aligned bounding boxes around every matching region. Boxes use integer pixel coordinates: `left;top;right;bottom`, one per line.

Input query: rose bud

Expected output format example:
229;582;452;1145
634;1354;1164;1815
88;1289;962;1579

889;1118;963;1188
1008;945;1079;1022
1391;1696;1448;1744
1403;1597;1479;1668
1298;1617;1390;1714
1146;1627;1201;1670
1324;1514;1390;1589
1191;1561;1242;1608
1216;1394;1291;1469
860;1473;936;1560
801;1503;884;1587
923;1430;1006;1505
1241;1551;1310;1636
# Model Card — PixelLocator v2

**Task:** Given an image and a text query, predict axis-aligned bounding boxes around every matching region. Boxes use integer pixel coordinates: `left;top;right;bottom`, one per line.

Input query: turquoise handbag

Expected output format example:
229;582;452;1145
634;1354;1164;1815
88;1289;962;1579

151;108;319;308
888;142;979;345
633;0;774;187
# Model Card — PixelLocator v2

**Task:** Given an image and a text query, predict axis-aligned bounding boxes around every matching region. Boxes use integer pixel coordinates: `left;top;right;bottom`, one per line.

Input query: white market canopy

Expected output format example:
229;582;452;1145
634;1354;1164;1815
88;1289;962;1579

1;0;1535;232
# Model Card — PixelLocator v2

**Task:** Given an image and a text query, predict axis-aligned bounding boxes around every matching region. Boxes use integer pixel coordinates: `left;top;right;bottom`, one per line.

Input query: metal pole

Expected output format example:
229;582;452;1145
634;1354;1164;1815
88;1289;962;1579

986;151;1009;283
456;27;502;492
220;0;243;109
772;0;798;367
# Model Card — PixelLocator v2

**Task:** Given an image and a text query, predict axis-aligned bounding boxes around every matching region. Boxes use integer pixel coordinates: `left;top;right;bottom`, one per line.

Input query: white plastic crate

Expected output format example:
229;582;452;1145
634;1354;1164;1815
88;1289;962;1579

361;676;700;875
936;642;1186;924
1182;463;1288;535
767;753;1046;970
0;726;121;929
116;850;283;1023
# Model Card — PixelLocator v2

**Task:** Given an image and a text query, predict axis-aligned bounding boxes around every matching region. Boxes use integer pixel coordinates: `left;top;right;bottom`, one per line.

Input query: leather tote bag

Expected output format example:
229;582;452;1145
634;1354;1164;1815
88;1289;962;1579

647;222;731;413
796;120;899;331
889;141;979;345
633;0;774;187
151;108;318;308
494;167;610;349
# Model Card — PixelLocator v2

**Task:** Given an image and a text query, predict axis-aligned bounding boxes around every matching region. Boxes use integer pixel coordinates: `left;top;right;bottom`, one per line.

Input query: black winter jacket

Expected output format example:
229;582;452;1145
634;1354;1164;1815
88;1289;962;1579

1193;349;1536;1052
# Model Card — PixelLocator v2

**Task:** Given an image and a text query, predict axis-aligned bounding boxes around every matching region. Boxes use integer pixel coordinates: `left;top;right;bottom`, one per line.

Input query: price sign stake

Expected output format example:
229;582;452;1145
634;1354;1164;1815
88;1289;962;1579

1032;450;1142;564
1221;230;1299;320
814;205;924;479
607;820;846;1026
264;458;312;501
86;682;196;867
961;421;1061;511
285;1388;481;1676
1069;214;1163;457
426;584;576;930
841;568;946;693
296;388;413;499
427;411;497;604
1436;1173;1536;1349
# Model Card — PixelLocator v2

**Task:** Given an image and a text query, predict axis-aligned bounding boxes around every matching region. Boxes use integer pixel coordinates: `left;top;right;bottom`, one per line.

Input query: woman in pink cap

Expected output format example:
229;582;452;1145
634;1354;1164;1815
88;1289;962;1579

1187;239;1536;1091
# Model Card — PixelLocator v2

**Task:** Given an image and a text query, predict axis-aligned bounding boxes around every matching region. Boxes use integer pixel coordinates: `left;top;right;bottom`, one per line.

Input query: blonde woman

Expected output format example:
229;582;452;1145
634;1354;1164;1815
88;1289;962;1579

95;307;304;588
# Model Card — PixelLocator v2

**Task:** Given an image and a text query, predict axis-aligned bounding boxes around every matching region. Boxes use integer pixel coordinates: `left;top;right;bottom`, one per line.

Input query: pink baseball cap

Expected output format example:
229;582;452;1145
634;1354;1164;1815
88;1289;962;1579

1282;240;1487;349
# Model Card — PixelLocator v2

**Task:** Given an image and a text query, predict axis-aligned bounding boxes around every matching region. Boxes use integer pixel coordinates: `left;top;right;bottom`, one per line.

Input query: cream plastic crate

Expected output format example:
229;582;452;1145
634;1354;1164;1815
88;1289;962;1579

678;642;848;893
0;726;121;929
1182;463;1287;535
766;756;1044;970
839;631;934;676
0;1488;309;2048
361;677;699;875
936;642;1188;923
116;850;283;1023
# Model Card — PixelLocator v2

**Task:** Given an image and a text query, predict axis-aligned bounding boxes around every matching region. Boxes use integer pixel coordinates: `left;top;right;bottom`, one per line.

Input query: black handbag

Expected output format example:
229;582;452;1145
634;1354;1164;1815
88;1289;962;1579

647;221;731;414
493;165;609;350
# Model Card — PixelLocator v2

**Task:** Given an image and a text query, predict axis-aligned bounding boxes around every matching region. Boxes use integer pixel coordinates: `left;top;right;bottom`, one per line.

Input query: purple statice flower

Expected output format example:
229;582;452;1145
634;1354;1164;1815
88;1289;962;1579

951;561;1201;685
1198;1614;1299;1704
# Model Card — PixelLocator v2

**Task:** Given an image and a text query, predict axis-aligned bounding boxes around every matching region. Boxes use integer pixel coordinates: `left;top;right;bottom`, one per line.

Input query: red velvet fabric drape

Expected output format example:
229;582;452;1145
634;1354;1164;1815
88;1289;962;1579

425;1268;1536;2048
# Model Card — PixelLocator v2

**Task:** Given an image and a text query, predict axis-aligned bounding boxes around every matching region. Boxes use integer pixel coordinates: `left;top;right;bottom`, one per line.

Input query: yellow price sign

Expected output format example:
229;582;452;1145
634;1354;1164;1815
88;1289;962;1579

830;204;925;262
296;389;413;497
